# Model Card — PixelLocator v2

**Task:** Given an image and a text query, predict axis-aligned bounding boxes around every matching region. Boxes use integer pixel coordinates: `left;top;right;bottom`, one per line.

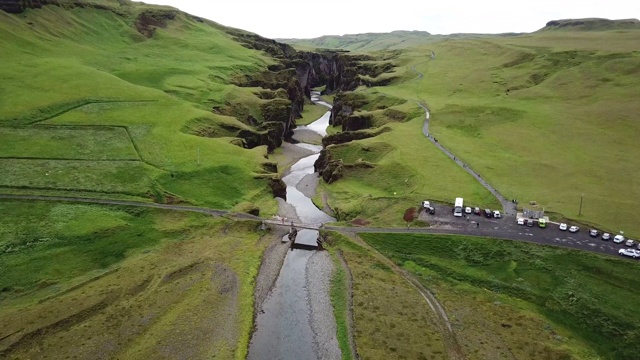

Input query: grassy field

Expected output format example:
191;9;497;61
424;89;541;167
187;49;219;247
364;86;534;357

384;31;640;236
324;231;448;359
362;232;640;359
293;27;640;235
317;114;501;226
0;126;139;160
0;199;270;359
328;250;354;360
0;3;279;213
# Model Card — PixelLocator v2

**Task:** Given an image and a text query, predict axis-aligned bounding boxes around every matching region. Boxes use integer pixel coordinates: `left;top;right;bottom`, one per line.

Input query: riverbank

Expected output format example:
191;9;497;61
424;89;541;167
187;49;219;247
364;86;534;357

248;93;341;359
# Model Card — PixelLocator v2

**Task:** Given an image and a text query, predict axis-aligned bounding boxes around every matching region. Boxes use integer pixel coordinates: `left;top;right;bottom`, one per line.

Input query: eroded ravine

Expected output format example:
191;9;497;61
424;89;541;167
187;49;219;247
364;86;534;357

248;92;340;360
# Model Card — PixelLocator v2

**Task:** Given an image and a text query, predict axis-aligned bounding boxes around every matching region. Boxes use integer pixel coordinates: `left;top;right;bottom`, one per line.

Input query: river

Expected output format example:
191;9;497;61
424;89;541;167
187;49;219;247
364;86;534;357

247;92;340;360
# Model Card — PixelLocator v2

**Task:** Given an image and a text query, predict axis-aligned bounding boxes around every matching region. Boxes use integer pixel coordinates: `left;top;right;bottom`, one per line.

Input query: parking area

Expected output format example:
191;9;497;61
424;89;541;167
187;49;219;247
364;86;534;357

418;202;633;259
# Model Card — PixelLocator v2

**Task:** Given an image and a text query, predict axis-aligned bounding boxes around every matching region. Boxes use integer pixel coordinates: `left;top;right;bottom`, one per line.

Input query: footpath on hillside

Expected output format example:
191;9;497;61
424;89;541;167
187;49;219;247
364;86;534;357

412;51;517;216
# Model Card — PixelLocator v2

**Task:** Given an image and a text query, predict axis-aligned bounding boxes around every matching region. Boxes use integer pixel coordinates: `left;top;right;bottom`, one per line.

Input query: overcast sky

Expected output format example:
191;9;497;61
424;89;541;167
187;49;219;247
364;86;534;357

143;0;639;39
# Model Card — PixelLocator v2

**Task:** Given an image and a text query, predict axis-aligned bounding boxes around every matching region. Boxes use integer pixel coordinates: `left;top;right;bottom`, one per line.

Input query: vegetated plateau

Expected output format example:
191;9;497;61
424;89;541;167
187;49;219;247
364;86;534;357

2;0;640;358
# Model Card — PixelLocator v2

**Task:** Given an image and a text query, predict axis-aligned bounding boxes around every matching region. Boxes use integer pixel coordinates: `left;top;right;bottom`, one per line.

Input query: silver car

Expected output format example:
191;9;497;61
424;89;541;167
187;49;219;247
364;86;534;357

618;248;640;258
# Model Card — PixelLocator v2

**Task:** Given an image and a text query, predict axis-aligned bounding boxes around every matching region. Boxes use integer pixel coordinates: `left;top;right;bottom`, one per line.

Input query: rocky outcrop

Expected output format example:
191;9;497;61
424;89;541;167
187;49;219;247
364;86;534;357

329;91;406;131
0;0;116;14
0;0;26;13
342;114;373;132
314;149;343;184
268;178;287;200
314;149;376;184
322;127;391;147
135;9;177;38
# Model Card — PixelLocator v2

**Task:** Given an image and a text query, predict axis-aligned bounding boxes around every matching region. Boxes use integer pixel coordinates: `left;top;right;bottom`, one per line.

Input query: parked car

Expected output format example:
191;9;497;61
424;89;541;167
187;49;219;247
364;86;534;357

589;229;599;237
526;219;534;227
618;248;640;259
614;235;625;244
569;226;579;233
474;207;481;215
538;218;547;228
484;209;492;218
427;206;436;215
559;223;568;231
465;206;472;214
626;239;636;247
602;233;611;241
493;210;501;218
422;200;431;209
517;218;525;225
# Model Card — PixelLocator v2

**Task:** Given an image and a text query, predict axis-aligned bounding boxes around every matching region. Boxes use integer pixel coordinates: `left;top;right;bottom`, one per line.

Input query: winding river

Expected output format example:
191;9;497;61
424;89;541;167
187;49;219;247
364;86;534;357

247;92;339;360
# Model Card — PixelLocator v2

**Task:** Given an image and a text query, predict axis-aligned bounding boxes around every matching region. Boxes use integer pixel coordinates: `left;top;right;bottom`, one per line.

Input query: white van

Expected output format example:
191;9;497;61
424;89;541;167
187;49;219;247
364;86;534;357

454;197;463;217
493;210;501;218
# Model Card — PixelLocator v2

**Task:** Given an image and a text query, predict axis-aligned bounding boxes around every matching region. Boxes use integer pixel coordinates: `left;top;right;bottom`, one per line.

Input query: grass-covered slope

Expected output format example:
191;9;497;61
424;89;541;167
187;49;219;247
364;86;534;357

385;29;640;235
0;200;269;359
323;231;448;359
362;233;640;359
301;23;640;234
0;1;279;211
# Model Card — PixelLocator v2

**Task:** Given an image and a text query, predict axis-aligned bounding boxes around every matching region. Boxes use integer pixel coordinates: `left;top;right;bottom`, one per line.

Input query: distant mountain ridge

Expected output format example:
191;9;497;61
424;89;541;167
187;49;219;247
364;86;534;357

280;18;640;51
540;18;640;31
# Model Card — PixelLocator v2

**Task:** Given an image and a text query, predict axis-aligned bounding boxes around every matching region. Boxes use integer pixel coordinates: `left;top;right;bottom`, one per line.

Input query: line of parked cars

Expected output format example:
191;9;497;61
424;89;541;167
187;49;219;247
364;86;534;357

516;217;547;228
563;225;640;259
463;206;501;218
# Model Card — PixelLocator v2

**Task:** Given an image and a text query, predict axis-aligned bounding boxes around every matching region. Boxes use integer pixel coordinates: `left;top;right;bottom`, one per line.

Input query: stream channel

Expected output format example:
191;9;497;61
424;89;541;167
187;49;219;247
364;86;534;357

247;92;339;360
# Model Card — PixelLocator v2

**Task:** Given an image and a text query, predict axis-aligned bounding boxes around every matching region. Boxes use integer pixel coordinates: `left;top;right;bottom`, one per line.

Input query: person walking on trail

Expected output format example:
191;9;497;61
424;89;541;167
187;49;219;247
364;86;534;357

477;222;480;228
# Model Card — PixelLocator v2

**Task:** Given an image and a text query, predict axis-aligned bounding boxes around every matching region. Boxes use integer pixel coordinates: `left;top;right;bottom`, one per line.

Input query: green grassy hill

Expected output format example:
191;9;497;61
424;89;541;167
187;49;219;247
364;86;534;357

388;29;640;235
0;0;281;211
291;22;640;235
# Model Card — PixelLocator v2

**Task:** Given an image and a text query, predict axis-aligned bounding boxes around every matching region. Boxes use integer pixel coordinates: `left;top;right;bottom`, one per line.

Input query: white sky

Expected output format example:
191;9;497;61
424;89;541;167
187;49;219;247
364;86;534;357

143;0;640;39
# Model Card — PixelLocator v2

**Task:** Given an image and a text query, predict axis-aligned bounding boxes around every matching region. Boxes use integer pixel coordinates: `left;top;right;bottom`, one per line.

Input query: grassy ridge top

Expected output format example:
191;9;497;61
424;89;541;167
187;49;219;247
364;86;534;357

0;2;280;211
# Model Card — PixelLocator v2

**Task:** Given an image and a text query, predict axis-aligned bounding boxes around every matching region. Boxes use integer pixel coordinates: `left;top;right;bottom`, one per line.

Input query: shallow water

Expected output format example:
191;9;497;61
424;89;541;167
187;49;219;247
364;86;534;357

248;91;336;360
248;249;317;360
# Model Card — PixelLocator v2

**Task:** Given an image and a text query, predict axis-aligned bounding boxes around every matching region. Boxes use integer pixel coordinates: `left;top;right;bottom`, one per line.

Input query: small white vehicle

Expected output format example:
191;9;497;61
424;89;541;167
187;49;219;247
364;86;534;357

625;239;636;247
517;218;525;225
614;235;625;244
493;210;501;218
618;248;640;258
559;223;568;231
422;200;431;208
602;233;611;241
465;206;472;214
569;226;579;233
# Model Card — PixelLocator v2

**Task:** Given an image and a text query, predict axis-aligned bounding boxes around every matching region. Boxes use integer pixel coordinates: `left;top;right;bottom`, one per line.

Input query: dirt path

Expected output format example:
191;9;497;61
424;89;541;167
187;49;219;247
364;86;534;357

342;232;465;360
414;54;517;216
0;194;228;215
